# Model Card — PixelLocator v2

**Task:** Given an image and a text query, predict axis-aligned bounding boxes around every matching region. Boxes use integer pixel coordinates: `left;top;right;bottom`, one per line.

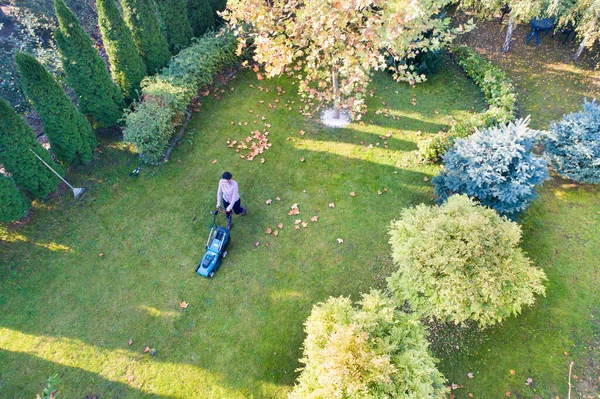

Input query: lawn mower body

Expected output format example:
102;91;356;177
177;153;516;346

196;211;230;278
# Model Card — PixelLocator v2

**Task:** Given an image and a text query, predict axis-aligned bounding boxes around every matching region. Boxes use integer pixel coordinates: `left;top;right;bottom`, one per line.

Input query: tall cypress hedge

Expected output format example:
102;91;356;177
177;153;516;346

15;52;95;166
188;0;215;37
0;175;31;223
208;0;227;17
122;0;171;74
97;0;147;103
54;0;124;128
0;99;60;199
156;0;193;53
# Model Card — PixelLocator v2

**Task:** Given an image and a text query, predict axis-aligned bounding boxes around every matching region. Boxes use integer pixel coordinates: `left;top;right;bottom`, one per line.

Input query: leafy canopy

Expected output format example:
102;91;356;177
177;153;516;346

290;290;447;399
225;0;472;117
544;98;600;184
433;117;548;217
387;195;547;328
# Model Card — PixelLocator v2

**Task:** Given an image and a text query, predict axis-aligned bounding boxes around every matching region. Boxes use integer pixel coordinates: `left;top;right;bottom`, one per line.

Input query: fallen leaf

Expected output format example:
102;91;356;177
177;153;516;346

337;238;344;244
509;370;516;375
451;383;458;390
310;216;318;222
468;394;473;398
276;197;281;201
525;377;533;386
254;241;260;247
266;227;272;234
127;375;134;383
128;338;133;346
260;158;265;164
264;243;269;247
301;222;308;228
505;392;511;397
300;157;305;162
212;159;217;164
329;203;335;208
291;203;299;209
143;346;150;353
288;208;300;215
277;223;284;229
350;192;356;197
295;225;300;230
273;230;279;236
299;130;306;135
467;372;474;379
294;219;302;224
98;253;103;257
423;176;429;182
180;301;189;309
378;191;382;195
266;199;272;205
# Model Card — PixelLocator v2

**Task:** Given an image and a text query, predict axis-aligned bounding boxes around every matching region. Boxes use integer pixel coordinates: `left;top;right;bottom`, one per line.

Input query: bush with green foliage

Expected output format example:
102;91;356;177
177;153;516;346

417;45;517;163
543;99;600;184
124;31;239;163
387;195;547;328
0;175;31;223
121;0;172;75
15;52;95;165
433;118;548;217
54;0;125;128
188;0;216;37
208;0;227;17
156;0;194;53
0;99;60;198
289;290;447;399
97;0;147;102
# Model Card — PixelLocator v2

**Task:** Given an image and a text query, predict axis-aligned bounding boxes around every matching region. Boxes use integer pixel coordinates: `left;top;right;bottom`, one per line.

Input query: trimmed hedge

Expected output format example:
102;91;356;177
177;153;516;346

123;30;239;164
418;46;517;163
0;174;30;223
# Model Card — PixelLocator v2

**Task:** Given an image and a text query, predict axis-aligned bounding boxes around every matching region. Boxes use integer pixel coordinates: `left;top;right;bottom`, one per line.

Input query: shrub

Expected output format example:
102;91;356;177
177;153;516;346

0;175;31;223
156;0;194;53
433;118;548;217
122;0;171;75
0;99;60;199
543;99;600;184
417;46;517;164
387;195;547;328
15;52;95;165
208;0;227;17
124;31;239;163
54;0;125;128
97;0;147;103
289;290;447;399
188;0;216;37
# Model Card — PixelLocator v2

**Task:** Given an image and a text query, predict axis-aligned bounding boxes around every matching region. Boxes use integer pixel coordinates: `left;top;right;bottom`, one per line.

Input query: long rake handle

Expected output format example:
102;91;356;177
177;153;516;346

29;149;75;190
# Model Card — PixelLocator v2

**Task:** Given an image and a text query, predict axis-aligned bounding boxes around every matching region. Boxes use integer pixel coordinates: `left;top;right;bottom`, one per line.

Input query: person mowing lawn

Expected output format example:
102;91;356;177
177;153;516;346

216;171;247;230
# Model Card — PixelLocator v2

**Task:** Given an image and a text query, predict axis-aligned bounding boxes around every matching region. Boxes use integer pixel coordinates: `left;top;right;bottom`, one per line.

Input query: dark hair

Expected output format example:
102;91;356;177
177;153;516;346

222;171;232;180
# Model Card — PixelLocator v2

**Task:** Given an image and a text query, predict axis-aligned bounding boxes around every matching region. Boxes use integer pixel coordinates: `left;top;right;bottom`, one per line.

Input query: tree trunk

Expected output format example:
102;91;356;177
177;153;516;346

502;16;514;52
332;67;340;119
573;34;590;61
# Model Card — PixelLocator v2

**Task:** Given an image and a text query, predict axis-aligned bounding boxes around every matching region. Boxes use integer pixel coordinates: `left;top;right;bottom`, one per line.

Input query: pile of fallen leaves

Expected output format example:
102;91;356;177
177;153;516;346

227;130;272;161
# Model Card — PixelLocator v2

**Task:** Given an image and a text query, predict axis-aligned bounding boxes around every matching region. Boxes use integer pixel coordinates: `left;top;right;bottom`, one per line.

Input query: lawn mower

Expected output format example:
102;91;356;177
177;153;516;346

195;208;230;278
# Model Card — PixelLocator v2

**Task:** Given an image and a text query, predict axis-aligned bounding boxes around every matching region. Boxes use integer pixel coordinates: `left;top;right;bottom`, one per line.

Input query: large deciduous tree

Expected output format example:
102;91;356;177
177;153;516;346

155;0;194;53
0;98;60;199
121;0;172;74
290;290;447;399
557;0;600;60
225;0;471;119
54;0;125;128
97;0;147;102
16;52;95;165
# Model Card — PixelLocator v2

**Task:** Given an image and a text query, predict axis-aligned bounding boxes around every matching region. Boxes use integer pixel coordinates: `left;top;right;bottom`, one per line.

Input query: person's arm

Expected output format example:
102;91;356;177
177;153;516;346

216;180;222;208
226;181;240;212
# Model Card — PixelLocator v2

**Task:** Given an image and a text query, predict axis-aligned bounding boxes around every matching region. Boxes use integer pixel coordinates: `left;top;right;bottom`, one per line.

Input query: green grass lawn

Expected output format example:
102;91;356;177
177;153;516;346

1;41;599;398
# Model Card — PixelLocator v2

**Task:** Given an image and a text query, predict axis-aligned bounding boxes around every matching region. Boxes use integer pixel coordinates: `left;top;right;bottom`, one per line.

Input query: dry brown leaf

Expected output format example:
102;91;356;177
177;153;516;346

265;227;272;234
143;346;150;353
254;241;260;247
509;370;516;375
423;176;429;182
260;158;265;164
337;238;344;244
275;197;281;201
350;192;356;197
329;203;335;208
301;222;308;228
277;223;284;229
295;225;300;230
212;159;217;164
288;208;300;215
294;219;302;224
300;157;305;162
180;301;189;309
128;338;133;346
310;216;318;222
266;199;272;205
273;230;279;236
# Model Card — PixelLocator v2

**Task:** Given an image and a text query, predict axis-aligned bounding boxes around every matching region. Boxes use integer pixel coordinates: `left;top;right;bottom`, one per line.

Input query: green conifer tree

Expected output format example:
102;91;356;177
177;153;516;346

15;52;95;165
156;0;193;53
0;99;60;199
208;0;227;17
97;0;147;102
0;174;31;223
54;0;125;128
122;0;171;74
188;0;216;37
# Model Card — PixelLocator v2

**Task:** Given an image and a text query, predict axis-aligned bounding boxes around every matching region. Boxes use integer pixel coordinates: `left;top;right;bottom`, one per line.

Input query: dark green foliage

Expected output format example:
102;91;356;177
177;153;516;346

0;99;60;199
124;31;239;163
15;52;95;165
97;0;148;102
54;0;125;128
208;0;227;16
121;0;171;74
0;174;30;223
156;0;194;53
188;0;216;37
